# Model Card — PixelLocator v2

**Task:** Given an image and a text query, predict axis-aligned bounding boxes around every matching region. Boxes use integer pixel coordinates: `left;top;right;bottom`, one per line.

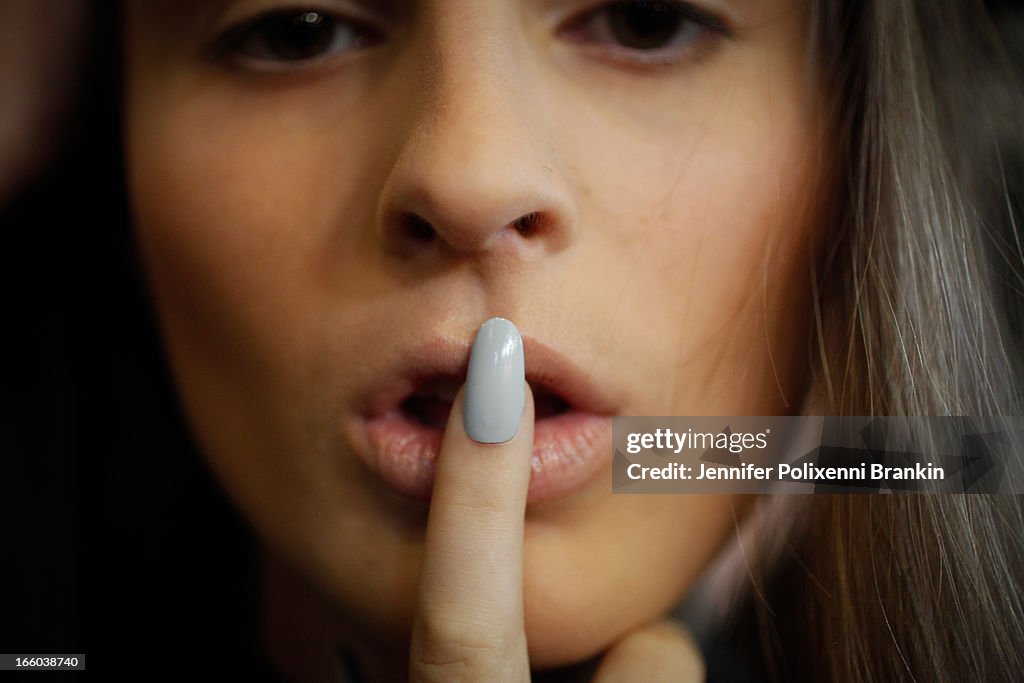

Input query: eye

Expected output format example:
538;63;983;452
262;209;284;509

563;0;729;65
210;9;382;68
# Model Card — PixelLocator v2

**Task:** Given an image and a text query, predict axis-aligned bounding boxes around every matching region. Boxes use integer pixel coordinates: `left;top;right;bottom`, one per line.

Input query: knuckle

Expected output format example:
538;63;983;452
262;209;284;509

446;493;512;520
411;613;522;683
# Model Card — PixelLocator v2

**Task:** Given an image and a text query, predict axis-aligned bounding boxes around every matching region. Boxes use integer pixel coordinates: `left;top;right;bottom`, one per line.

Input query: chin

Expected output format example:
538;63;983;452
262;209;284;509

517;539;688;670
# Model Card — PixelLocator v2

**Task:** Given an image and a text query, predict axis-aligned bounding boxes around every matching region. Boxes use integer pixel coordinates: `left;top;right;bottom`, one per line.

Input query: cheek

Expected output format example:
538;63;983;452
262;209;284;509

561;101;816;412
126;99;312;480
126;66;403;430
124;77;444;422
126;81;386;580
128;97;351;336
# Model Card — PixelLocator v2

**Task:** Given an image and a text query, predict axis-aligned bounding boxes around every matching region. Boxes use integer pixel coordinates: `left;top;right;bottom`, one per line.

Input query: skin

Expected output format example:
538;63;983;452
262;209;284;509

124;0;820;678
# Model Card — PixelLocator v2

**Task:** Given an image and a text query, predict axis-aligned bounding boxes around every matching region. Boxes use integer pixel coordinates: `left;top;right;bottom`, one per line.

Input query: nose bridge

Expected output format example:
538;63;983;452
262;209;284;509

417;1;525;148
425;7;520;134
409;6;535;205
376;2;574;259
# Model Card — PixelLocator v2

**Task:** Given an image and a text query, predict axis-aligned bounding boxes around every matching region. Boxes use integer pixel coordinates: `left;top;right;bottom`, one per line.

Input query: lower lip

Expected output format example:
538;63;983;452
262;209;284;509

355;410;612;504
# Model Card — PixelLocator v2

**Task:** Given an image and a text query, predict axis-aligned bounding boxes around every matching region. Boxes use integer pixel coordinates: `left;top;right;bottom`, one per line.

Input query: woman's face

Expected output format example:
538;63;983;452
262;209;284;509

125;0;818;668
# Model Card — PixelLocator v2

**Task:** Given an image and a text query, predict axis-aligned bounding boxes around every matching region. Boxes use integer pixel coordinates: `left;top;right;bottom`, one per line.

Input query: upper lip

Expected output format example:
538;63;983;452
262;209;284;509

361;333;618;419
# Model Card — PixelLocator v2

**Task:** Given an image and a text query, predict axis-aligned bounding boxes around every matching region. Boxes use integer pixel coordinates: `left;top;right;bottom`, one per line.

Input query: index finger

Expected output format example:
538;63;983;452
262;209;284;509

410;317;535;683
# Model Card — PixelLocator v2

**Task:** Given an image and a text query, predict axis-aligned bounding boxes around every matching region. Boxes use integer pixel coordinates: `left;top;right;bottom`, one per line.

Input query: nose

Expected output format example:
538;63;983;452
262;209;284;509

375;11;576;262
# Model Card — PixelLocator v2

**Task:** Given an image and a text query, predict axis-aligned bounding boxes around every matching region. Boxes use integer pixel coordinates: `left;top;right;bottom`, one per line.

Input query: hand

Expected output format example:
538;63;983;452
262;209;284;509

408;318;705;682
590;619;705;682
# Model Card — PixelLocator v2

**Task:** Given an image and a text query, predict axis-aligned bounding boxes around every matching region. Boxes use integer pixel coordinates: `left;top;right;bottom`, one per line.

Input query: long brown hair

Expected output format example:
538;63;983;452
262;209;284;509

754;1;1024;680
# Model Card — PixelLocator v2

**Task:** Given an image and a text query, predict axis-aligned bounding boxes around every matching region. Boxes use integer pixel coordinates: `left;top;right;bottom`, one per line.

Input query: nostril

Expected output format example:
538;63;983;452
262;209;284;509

381;208;555;257
402;214;436;244
512;212;541;237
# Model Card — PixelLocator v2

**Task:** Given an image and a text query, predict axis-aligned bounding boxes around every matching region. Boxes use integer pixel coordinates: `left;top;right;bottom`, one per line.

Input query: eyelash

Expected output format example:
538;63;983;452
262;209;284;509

207;6;383;70
207;1;730;72
563;0;731;67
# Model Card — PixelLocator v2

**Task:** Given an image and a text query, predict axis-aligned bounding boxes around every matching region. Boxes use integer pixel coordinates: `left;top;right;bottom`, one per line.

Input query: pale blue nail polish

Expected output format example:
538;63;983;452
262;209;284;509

464;317;525;444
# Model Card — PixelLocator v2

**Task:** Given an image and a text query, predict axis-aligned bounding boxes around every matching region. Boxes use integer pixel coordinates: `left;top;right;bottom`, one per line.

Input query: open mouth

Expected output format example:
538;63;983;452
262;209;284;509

397;374;571;431
351;334;616;504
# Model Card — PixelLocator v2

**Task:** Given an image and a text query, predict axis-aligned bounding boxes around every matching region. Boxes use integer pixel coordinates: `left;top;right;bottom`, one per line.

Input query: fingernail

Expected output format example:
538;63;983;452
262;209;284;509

464;317;525;444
